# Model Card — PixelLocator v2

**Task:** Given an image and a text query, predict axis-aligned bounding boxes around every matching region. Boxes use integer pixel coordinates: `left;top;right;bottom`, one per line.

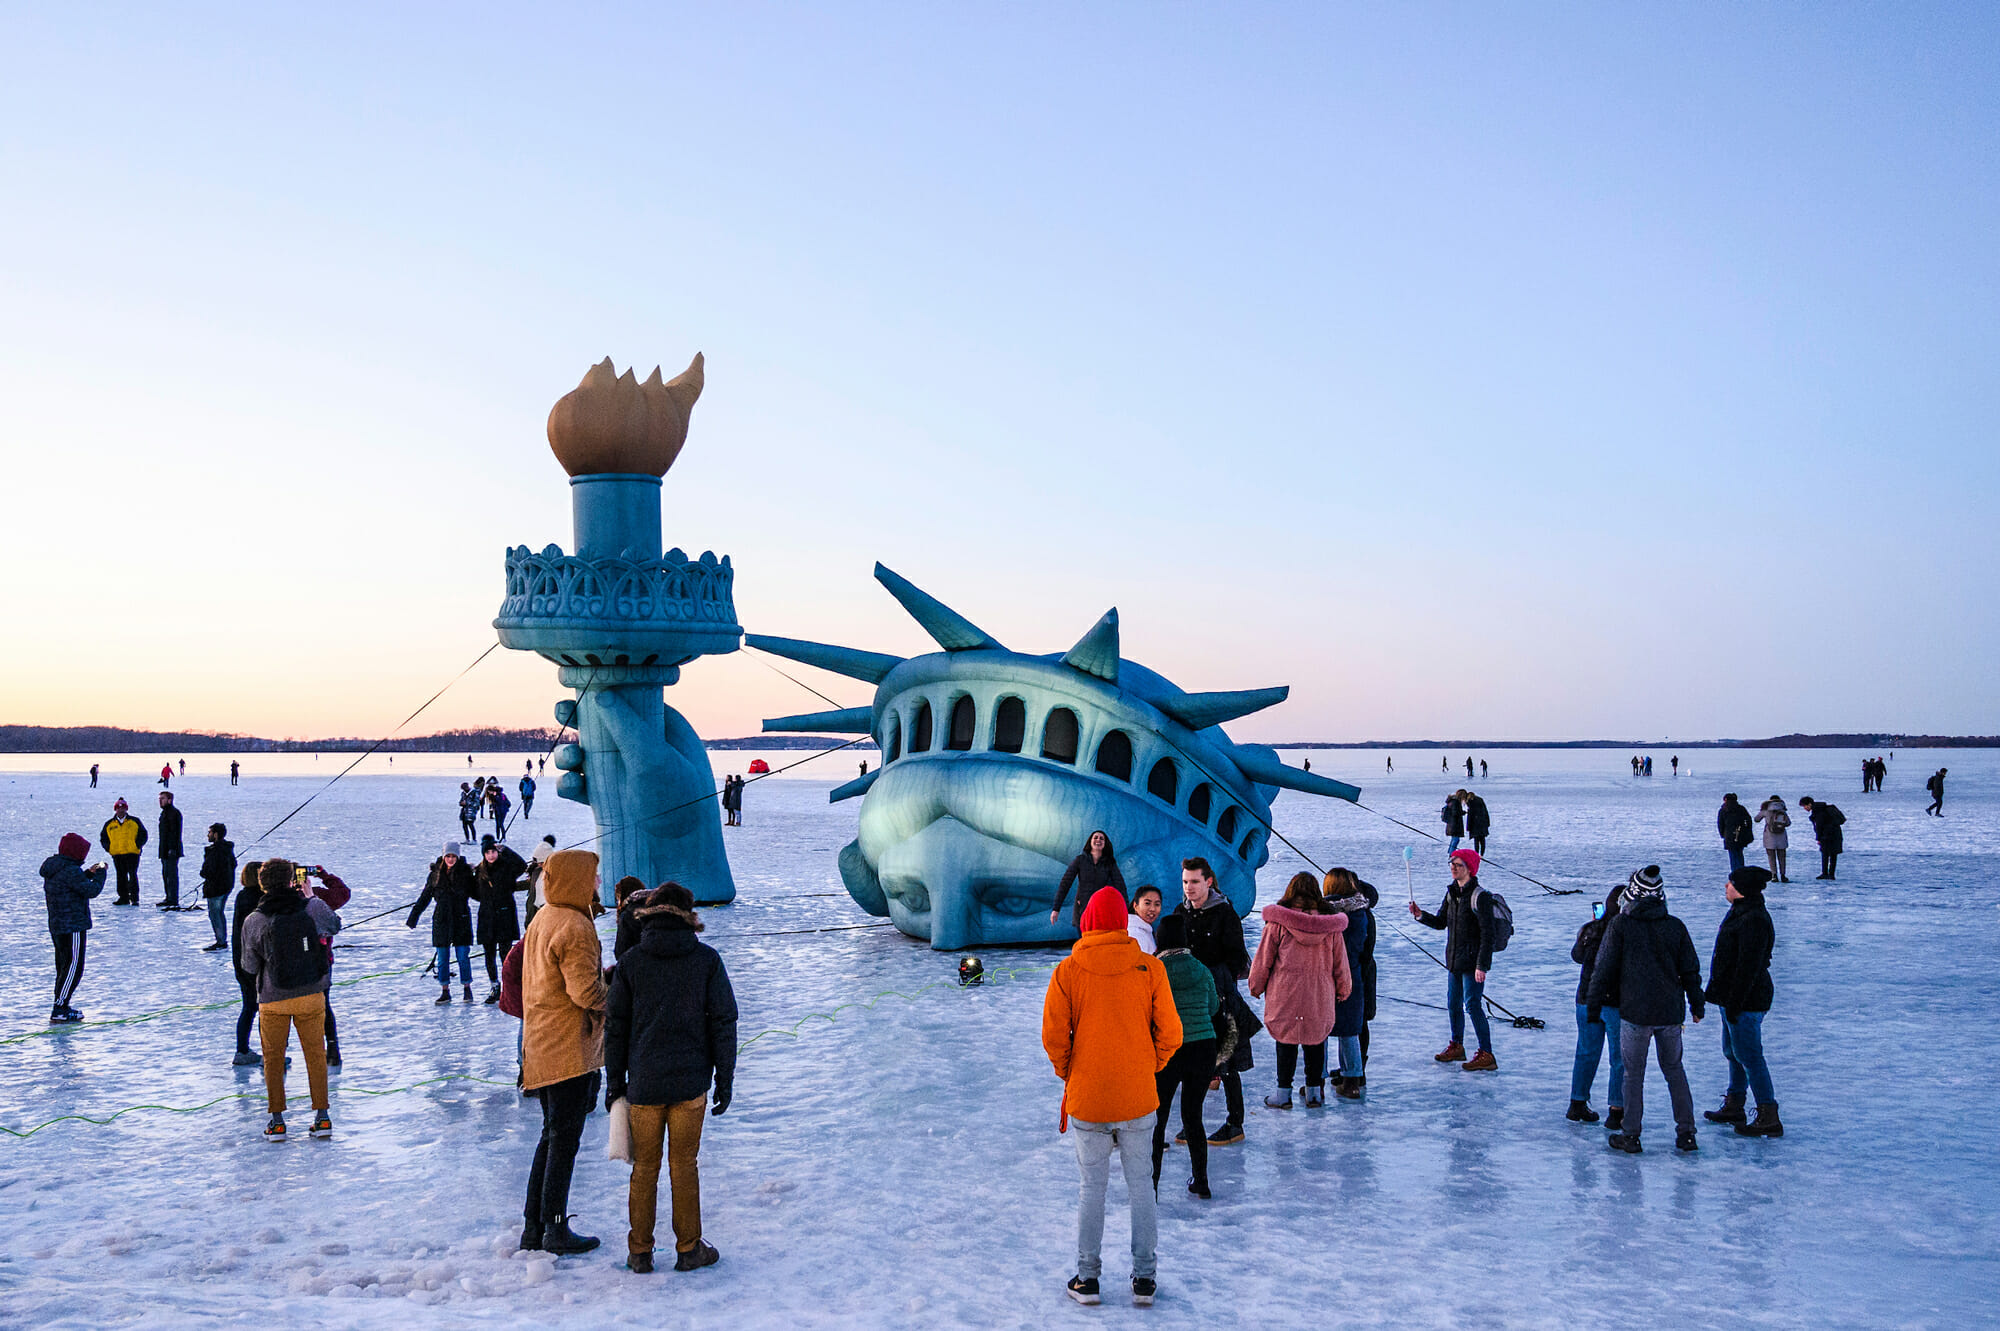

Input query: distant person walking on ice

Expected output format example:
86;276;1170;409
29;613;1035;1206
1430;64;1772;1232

178;758;186;777
1926;768;1946;816
457;783;479;841
1590;866;1704;1154
1052;831;1126;931
1702;866;1783;1139
229;760;239;785
1465;757;1474;779
1717;794;1753;874
1410;849;1500;1072
1042;886;1179;1307
89;763;98;788
1797;797;1844;880
1671;755;1679;776
1441;792;1466;856
41;833;106;1024
100;798;148;905
1479;759;1488;778
1465;789;1491;857
1756;796;1791;883
158;763;172;788
519;772;536;821
155;791;184;909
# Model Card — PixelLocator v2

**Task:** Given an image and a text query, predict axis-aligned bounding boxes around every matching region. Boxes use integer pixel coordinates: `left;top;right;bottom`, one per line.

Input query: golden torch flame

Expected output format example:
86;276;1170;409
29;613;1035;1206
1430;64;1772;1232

546;353;704;478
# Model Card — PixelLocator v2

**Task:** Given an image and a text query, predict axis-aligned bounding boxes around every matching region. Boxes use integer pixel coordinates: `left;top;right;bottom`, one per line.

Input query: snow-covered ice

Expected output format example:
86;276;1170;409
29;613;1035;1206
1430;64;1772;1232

2;747;1995;1327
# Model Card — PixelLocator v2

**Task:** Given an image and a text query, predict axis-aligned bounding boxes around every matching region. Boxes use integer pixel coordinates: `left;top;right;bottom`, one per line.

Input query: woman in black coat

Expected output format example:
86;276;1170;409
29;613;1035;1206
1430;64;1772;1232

1322;869;1375;1098
1049;830;1127;929
1702;865;1782;1137
474;838;530;1003
1442;794;1467;851
231;861;265;1064
408;843;478;1004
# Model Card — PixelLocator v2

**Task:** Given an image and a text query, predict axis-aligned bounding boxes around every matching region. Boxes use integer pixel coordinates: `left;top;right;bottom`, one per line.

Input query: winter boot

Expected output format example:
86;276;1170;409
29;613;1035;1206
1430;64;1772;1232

1066;1276;1101;1305
541;1217;600;1256
232;1049;262;1067
1567;1100;1601;1123
1604;1107;1624;1132
1188;1178;1211;1199
484;987;501;1005
1676;1126;1699;1152
1735;1103;1784;1138
1607;1132;1642;1154
1336;1076;1364;1101
1263;1088;1294;1110
626;1251;655;1274
1132;1277;1156;1307
1703;1093;1747;1126
674;1240;720;1272
310;1111;333;1139
1462;1049;1498;1072
1434;1041;1467;1063
518;1222;543;1253
462;985;475;1004
264;1112;287;1142
1303;1084;1325;1108
435;986;453;1005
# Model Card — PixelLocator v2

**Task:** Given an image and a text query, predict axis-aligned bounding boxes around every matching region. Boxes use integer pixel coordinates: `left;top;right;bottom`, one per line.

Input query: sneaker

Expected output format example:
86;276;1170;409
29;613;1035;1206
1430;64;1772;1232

1433;1041;1466;1063
673;1240;720;1272
1132;1277;1156;1307
1462;1049;1498;1072
202;942;227;952
1172;1131;1186;1145
310;1112;333;1139
264;1113;287;1142
1263;1089;1294;1110
1207;1123;1245;1146
1066;1275;1101;1306
462;985;475;1004
232;1049;262;1067
626;1251;655;1274
435;987;453;1005
1608;1133;1642;1154
47;1008;81;1025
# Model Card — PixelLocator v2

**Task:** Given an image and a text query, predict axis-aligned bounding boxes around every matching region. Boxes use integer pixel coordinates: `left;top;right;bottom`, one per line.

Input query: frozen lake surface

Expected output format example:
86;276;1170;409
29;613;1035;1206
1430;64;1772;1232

2;747;1995;1327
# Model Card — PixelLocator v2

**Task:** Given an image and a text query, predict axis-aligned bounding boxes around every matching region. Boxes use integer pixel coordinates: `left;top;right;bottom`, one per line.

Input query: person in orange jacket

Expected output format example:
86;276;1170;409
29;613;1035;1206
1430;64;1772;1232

1042;886;1181;1308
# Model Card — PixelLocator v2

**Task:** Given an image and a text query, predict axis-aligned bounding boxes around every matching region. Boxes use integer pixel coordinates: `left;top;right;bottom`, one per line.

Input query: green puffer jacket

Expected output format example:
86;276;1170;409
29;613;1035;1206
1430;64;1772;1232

1158;948;1220;1045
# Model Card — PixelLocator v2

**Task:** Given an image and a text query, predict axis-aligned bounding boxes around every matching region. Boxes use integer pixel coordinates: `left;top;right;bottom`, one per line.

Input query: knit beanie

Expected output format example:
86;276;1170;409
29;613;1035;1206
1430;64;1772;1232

481;834;497;852
1155;914;1189;952
443;840;462;857
1449;848;1481;877
1080;886;1129;933
58;832;90;862
1728;865;1773;898
1624;865;1665;909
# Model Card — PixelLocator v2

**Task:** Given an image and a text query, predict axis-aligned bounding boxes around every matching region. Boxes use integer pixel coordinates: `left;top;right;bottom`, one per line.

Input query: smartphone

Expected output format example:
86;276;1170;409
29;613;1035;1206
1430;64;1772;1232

1593;902;1605;920
294;866;312;886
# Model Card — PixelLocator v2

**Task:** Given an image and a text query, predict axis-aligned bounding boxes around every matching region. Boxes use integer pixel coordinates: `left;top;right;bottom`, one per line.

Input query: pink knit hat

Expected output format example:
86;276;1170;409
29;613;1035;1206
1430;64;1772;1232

1449;848;1481;876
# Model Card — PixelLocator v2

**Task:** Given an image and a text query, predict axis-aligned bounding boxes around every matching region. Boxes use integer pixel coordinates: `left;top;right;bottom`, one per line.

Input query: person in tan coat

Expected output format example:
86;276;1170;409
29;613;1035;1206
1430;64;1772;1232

1042;886;1181;1307
518;849;608;1256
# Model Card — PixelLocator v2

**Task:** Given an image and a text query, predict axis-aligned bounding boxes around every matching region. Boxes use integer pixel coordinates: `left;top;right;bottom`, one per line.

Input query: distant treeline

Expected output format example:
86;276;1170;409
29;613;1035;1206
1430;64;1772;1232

0;725;878;754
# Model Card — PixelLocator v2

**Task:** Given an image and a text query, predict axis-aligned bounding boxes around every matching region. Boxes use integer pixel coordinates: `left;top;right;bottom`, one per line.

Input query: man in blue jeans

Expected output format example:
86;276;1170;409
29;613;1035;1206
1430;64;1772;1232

198;823;237;951
1410;848;1498;1072
1717;793;1753;874
1702;865;1784;1138
1567;883;1626;1127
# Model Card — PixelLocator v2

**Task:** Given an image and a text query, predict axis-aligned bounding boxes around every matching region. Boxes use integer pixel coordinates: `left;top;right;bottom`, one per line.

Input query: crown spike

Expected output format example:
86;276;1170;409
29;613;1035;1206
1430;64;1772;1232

1155;686;1290;733
1061;608;1120;682
745;634;904;684
873;563;1003;652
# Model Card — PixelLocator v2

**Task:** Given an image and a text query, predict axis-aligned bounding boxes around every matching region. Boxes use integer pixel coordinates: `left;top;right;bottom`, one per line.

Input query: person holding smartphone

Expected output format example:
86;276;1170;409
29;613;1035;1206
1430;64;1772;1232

1566;884;1626;1126
41;833;108;1023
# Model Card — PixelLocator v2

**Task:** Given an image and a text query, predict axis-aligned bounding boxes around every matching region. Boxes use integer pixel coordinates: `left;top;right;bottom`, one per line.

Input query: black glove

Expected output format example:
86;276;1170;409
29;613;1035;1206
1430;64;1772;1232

606;1080;626;1111
711;1083;731;1116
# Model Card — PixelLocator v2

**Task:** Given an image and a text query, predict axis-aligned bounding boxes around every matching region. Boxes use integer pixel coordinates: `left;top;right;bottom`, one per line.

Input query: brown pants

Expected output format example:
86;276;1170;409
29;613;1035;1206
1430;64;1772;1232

628;1097;706;1255
259;992;329;1114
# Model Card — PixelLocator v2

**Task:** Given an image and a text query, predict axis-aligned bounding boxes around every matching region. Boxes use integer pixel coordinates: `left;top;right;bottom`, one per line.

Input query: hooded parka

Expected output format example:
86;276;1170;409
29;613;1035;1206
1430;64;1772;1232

519;849;607;1092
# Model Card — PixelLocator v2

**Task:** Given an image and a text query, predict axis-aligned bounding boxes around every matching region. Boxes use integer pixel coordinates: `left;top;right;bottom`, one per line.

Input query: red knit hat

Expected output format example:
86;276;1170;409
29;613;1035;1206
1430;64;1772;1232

1450;848;1481;876
1080;886;1128;933
58;832;90;862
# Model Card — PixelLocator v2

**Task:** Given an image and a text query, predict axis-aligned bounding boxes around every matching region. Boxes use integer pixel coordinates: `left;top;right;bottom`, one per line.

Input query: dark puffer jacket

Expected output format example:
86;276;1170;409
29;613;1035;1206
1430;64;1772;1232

157;804;184;860
1416;879;1495;974
1465;795;1491;840
1718;799;1754;850
1172;893;1256;1071
1331;906;1372;1039
474;846;529;948
1704;897;1775;1015
1052;851;1127;925
200;840;237;899
1570;889;1623;1004
408;857;476;947
1441;799;1466;838
1354;879;1379;1023
42;854;107;934
605;903;738;1107
1808;803;1846;851
1587;898;1704;1027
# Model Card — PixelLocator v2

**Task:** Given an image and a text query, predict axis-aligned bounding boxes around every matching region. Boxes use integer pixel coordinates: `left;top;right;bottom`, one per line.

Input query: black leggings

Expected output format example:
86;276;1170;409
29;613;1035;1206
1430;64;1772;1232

1153;1038;1215;1189
235;971;257;1052
1275;1041;1327;1087
524;1073;595;1226
1822;850;1839;878
485;941;504;986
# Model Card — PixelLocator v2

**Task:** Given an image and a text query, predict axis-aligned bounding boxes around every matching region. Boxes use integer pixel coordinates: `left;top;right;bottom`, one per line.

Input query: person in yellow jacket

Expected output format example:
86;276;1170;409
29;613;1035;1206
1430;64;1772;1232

1042;886;1181;1307
99;798;149;905
518;848;608;1258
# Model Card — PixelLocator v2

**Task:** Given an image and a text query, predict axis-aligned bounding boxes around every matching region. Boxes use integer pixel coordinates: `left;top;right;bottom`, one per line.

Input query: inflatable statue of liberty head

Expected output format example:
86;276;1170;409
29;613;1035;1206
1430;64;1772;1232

753;565;1361;949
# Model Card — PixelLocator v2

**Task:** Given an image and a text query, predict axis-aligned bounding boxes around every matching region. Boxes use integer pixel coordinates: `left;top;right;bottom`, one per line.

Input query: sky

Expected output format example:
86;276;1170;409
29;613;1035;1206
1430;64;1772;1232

3;4;1996;744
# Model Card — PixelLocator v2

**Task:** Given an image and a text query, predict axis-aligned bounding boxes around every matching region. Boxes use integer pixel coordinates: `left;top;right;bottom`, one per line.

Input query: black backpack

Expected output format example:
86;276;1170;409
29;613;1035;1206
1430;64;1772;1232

271;909;328;989
1473;888;1515;952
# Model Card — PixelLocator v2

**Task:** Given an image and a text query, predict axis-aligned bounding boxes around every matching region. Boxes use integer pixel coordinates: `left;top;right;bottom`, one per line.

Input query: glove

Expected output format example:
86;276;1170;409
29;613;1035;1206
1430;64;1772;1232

606;1080;626;1112
711;1083;731;1116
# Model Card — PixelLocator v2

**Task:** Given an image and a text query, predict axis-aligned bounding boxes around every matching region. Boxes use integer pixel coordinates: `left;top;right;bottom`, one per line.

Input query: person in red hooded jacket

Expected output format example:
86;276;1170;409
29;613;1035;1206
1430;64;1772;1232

1042;887;1180;1308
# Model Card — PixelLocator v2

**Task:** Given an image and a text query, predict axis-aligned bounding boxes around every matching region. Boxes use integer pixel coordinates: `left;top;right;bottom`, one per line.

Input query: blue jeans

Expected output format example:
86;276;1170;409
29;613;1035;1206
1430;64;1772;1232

1726;845;1745;872
1072;1116;1157;1281
435;945;472;985
1570;1003;1625;1106
206;896;229;947
1446;836;1462;855
1447;971;1492;1052
1722;1009;1776;1106
1335;1035;1363;1078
